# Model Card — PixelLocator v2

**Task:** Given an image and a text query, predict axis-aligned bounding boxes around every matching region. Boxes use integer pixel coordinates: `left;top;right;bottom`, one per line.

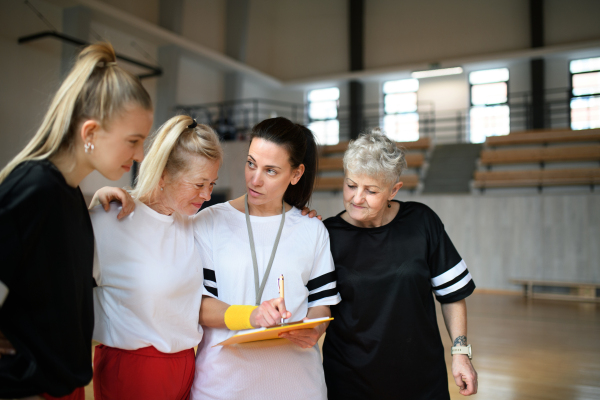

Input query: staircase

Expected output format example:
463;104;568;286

422;143;482;193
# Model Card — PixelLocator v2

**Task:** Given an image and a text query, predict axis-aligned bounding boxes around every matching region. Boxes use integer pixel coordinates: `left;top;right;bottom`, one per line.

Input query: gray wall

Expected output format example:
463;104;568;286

310;191;600;291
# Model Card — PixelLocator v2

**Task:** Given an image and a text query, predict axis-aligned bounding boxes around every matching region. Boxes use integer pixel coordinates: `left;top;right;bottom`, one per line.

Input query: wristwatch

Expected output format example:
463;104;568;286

451;344;472;359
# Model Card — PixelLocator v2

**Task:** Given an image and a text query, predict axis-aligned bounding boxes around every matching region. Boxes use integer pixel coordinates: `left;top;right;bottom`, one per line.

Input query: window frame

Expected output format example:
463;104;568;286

468;68;510;143
569;57;600;130
382;78;420;142
307;87;340;145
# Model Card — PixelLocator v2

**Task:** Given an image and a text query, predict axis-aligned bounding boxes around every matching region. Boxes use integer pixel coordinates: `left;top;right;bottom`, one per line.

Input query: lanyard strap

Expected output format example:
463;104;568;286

244;194;286;306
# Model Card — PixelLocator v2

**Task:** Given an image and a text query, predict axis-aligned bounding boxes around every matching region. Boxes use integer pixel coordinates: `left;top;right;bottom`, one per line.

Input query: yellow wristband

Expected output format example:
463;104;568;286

224;305;258;330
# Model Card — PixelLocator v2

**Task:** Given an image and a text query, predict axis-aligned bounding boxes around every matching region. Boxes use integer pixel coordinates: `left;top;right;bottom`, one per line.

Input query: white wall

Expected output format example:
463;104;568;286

246;0;348;80
418;74;469;112
177;55;225;105
0;0;63;167
545;0;600;46
365;0;529;70
181;0;226;53
98;0;159;25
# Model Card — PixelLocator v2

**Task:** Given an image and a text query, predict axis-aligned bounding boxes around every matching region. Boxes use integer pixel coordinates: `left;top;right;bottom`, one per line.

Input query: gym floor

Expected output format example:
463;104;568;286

83;292;600;400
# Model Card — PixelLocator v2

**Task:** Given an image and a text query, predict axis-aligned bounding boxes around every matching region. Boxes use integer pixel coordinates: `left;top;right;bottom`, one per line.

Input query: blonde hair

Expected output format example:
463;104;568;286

132;115;223;202
343;128;407;186
0;42;152;183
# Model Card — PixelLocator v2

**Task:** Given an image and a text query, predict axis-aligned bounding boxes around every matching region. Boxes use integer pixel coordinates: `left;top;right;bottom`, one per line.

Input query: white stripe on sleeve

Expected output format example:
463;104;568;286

431;259;468;287
0;280;8;307
433;273;472;297
203;280;217;289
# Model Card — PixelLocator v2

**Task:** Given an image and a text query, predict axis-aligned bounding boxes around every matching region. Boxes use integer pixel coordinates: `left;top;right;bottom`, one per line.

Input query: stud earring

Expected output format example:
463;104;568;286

84;142;94;153
160;187;164;191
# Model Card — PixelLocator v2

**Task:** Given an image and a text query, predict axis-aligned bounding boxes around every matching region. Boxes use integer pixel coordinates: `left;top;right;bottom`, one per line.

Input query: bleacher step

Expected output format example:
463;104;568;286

423;143;482;193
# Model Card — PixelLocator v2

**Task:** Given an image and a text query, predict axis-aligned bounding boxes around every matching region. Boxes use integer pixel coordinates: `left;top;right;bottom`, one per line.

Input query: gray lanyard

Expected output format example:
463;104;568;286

244;194;286;306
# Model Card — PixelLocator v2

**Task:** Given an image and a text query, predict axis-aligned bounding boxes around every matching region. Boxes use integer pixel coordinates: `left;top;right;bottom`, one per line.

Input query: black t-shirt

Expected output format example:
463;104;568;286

0;160;94;397
322;201;475;400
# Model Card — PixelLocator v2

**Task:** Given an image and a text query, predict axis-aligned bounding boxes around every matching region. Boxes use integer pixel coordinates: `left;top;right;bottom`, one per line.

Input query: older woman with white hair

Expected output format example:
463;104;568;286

322;130;478;400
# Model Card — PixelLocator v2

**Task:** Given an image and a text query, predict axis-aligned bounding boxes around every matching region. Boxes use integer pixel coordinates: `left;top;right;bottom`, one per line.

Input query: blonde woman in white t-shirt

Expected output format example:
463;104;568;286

89;115;222;400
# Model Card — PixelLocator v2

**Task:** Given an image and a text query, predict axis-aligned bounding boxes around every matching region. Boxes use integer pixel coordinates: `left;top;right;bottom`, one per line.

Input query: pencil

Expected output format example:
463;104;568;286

278;274;285;324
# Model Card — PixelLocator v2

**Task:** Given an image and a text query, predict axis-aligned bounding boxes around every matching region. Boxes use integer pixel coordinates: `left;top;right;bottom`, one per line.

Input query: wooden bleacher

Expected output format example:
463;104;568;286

316;174;420;191
320;137;431;155
319;153;425;171
474;128;600;190
480;144;600;165
485;128;600;147
316;137;430;192
474;168;600;189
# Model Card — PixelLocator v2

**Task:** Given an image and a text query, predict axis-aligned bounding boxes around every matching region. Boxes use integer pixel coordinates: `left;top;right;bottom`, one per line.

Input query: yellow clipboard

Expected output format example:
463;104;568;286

213;317;333;347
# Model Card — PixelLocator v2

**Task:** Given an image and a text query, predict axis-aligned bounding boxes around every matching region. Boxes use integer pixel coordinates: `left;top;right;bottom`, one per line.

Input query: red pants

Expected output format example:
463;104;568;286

93;344;195;400
42;387;85;400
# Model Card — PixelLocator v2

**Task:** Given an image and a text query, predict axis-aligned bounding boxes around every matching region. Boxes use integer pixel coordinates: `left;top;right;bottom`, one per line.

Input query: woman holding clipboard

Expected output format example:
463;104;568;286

190;117;340;400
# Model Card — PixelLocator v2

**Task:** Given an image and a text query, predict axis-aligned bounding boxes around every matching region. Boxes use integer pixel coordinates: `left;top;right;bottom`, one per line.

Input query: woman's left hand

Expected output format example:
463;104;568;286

278;318;325;349
451;355;478;396
301;207;322;220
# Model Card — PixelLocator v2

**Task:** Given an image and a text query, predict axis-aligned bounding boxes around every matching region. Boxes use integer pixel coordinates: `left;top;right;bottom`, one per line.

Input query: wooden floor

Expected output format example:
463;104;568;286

439;292;600;400
84;292;600;399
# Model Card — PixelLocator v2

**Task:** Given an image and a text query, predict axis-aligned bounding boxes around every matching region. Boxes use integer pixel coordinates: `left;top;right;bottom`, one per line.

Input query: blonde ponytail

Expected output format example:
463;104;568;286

132;115;223;202
0;42;152;183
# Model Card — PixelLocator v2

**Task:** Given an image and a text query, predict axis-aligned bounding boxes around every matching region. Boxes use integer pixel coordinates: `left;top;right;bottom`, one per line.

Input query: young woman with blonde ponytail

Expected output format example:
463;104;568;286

89;115;227;400
0;42;153;400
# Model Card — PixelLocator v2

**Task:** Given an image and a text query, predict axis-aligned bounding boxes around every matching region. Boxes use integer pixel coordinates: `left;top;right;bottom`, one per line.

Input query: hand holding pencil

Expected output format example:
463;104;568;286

248;280;290;328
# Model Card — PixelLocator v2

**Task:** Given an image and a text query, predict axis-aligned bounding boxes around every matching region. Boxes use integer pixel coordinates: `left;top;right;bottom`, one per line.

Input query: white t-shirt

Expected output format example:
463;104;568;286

190;202;341;400
90;199;204;353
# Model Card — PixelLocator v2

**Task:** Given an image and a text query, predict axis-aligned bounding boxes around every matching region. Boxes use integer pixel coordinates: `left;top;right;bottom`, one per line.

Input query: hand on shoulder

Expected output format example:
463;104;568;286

89;186;135;220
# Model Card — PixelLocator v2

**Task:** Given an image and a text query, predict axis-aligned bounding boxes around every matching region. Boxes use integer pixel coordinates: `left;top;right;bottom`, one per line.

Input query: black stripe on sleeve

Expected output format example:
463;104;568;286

436;280;476;304
306;271;336;292
203;268;216;283
204;285;218;297
432;269;469;291
308;288;338;303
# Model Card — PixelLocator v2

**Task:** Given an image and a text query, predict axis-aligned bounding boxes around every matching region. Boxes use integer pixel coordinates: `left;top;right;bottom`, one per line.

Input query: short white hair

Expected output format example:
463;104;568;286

343;128;406;186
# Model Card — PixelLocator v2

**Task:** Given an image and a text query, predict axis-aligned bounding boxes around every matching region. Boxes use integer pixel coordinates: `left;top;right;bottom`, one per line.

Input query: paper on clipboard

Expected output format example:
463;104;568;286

213;317;334;347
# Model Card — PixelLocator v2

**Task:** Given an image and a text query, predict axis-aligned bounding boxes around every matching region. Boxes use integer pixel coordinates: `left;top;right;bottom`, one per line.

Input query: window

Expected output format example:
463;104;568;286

307;88;340;145
469;68;510;144
570;57;600;130
383;79;419;142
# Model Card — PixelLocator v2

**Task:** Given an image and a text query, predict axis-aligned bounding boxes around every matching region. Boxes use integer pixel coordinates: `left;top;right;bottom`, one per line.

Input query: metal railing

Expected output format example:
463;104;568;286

177;98;306;140
176;88;584;143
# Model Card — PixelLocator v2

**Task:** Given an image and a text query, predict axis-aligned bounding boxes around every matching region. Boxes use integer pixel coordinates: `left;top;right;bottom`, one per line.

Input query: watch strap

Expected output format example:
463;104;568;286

451;344;472;359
